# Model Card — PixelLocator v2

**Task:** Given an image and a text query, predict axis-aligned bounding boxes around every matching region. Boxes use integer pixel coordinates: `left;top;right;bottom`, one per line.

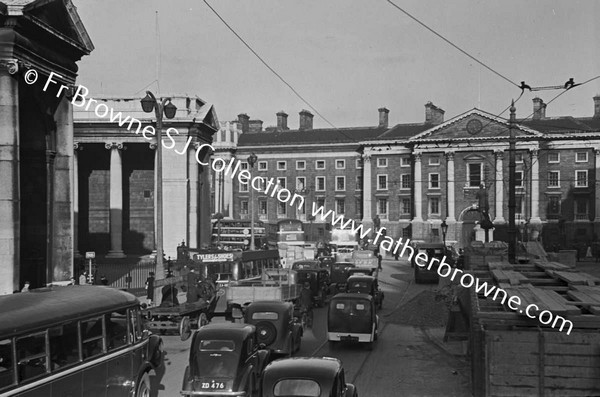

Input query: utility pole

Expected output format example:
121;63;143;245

508;101;517;263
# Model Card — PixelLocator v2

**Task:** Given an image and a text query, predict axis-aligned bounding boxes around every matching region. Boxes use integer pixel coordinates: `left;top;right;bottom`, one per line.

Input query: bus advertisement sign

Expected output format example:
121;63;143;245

192;252;238;262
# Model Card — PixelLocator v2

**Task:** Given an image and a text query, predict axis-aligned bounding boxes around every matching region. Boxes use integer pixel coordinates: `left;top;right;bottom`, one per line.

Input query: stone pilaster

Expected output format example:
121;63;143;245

0;69;19;294
530;149;541;223
494;150;505;224
445;151;456;222
222;153;234;218
105;142;126;258
188;144;199;249
73;142;82;258
362;154;372;223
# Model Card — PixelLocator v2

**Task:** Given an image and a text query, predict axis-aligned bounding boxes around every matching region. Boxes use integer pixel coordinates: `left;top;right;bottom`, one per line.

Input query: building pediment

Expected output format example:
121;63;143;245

0;0;94;54
409;109;542;143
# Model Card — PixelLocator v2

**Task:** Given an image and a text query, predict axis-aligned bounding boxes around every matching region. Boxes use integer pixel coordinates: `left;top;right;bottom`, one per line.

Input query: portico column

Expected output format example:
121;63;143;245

188;144;199;249
445;152;456;222
73;143;82;258
105;142;126;258
222;153;234;218
362;154;372;222
595;150;600;222
0;67;19;294
530;149;541;222
413;153;423;221
494;150;505;223
214;157;222;214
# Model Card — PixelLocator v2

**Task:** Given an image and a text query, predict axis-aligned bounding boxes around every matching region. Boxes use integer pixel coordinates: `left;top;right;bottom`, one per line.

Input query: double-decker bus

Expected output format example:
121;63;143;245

211;219;266;249
266;219;306;248
0;286;163;397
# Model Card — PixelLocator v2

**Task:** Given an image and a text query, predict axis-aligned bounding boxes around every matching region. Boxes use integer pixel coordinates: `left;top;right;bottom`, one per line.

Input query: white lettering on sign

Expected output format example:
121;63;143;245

193;253;235;262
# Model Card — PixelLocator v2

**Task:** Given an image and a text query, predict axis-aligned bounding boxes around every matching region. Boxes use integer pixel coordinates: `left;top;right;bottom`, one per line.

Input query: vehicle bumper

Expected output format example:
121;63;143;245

180;391;246;396
327;332;373;342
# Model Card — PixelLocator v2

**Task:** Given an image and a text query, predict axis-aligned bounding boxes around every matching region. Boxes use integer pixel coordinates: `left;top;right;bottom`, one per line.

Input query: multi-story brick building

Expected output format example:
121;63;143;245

211;97;600;251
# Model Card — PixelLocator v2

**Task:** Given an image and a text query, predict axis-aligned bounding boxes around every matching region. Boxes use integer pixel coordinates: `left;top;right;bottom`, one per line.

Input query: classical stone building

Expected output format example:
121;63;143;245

73;96;219;260
0;0;94;294
212;98;600;252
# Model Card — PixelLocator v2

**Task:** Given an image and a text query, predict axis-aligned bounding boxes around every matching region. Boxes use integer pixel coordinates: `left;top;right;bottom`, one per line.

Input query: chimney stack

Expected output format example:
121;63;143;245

532;97;546;120
594;95;600;119
237;113;250;133
248;120;263;133
378;107;389;128
299;109;314;130
276;111;289;130
425;102;444;125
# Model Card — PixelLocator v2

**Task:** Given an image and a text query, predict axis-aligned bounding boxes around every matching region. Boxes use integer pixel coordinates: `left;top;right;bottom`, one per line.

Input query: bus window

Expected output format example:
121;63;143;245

130;308;143;342
16;332;47;382
49;321;80;370
106;311;129;351
0;339;15;389
81;316;105;359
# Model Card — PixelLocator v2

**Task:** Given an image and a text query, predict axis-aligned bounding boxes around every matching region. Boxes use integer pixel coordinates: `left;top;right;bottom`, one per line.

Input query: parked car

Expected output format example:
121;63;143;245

346;275;384;310
327;293;378;350
245;300;303;357
412;242;451;284
180;323;270;396
296;268;330;307
329;262;355;293
260;357;358;397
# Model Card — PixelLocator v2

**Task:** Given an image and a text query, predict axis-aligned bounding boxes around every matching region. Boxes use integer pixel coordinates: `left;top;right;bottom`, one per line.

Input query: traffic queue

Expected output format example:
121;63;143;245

176;246;381;396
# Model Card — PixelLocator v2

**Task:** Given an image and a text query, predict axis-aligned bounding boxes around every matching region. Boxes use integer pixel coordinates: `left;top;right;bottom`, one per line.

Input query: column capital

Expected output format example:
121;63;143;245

74;142;83;151
529;148;539;158
413;152;422;162
594;148;600;157
362;153;371;161
149;142;157;150
445;151;455;161
494;150;504;160
105;142;126;151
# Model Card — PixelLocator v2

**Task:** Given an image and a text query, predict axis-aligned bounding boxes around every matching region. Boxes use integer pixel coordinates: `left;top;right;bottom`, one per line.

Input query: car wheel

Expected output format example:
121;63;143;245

135;373;151;397
179;316;192;341
255;321;277;346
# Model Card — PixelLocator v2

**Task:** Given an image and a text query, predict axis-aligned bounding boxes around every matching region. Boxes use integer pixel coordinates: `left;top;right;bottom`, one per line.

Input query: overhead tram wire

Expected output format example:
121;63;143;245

386;0;521;90
202;0;337;130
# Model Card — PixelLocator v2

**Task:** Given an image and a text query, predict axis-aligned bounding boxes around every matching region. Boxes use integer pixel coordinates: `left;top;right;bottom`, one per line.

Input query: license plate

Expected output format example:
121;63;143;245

201;381;225;390
340;335;359;342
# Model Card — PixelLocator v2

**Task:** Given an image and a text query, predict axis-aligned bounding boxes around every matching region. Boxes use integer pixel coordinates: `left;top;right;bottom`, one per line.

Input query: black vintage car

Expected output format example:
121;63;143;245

346;275;384;310
180;323;270;396
329;262;355;293
245;301;303;357
327;293;378;350
296;268;330;307
260;357;358;397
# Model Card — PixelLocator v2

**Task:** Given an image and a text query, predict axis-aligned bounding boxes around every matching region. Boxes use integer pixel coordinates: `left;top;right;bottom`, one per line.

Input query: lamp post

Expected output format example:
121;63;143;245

441;219;448;247
141;91;177;279
247;153;258;251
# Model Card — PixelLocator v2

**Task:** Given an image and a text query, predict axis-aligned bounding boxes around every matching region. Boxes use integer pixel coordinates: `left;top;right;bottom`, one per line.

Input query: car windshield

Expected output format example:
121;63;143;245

252;312;278;320
348;281;370;293
273;379;321;397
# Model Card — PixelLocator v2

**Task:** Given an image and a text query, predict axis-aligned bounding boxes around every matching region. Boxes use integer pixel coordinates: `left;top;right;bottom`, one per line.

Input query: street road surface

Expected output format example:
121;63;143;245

150;258;470;397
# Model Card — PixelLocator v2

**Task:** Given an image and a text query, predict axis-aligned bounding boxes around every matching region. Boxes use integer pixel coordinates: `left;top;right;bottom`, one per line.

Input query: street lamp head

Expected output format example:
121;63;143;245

247;152;258;167
140;92;155;113
164;100;178;119
441;219;448;235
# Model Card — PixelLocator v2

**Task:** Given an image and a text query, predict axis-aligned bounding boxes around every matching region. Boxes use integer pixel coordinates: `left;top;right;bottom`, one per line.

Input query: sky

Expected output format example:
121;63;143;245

74;0;600;130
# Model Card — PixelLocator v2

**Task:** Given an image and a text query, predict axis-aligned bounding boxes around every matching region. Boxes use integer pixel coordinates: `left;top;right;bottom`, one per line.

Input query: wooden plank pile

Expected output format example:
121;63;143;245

464;255;600;396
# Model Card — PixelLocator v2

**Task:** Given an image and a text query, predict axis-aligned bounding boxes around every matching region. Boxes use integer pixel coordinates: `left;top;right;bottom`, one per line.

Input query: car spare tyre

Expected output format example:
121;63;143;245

255;321;277;346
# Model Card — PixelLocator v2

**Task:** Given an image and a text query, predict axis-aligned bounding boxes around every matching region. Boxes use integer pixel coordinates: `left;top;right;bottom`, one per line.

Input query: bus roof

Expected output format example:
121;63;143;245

0;286;138;337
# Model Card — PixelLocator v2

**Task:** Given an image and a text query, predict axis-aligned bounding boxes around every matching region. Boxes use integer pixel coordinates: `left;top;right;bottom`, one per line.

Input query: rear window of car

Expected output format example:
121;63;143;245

199;340;235;351
252;312;278;320
274;379;320;396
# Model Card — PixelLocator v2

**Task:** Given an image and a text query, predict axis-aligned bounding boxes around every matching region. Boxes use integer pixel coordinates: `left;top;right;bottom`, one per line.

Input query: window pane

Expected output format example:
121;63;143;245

336;177;345;190
0;339;15;389
49;321;80;370
356;175;363;190
16;333;47;382
469;164;481;187
106;312;128;351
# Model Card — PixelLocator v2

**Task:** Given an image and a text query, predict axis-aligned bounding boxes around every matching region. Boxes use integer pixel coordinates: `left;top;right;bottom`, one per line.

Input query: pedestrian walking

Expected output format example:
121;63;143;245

377;253;383;271
79;272;88;285
145;271;155;305
586;245;593;261
100;275;109;285
21;281;30;292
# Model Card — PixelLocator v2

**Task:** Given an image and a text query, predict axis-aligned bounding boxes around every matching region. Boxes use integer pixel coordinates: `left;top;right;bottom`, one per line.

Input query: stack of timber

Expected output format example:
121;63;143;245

462;255;600;396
